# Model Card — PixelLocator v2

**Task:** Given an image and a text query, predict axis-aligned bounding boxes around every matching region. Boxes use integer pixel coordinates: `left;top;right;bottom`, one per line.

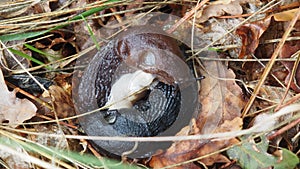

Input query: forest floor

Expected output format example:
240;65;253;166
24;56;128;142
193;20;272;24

0;0;299;168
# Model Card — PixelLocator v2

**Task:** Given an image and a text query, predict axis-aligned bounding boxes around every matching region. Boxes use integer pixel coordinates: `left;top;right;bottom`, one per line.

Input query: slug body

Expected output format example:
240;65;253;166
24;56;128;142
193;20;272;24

75;26;198;158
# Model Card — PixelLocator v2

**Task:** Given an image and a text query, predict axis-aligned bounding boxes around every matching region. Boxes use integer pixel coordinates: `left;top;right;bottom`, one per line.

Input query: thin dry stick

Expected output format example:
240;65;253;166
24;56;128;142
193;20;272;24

267;117;300;140
277;92;300;109
35;114;77;129
6;81;52;109
87;143;104;160
241;6;300;117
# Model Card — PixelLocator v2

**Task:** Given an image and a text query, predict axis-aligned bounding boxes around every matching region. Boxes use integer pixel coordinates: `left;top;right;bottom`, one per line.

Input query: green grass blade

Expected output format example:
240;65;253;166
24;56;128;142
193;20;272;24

0;30;49;42
24;44;58;59
80;14;100;50
8;48;51;70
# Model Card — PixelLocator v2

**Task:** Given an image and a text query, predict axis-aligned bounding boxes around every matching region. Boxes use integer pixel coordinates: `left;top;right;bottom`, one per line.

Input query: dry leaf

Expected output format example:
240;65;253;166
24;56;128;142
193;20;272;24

0;69;37;128
201;18;242;45
150;119;242;168
273;8;300;22
238;16;300;92
1;41;30;70
236;17;271;59
197;53;245;133
197;118;242;166
197;1;243;23
253;19;300;92
240;18;290;86
43;85;75;119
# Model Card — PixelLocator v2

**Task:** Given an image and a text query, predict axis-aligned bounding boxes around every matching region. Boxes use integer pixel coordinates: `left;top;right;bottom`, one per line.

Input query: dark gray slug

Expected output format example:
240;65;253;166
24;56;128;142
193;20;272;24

74;25;198;158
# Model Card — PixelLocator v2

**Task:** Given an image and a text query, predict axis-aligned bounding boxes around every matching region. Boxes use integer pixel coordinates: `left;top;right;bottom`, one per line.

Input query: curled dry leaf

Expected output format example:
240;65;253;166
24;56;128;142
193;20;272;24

30;30;77;66
236;17;271;59
0;69;37;128
150;53;246;168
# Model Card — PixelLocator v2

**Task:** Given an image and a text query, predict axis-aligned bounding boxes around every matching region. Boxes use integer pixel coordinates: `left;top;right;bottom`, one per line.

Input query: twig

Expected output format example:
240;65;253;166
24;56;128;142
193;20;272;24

267;117;300;140
5;81;52;109
276;93;300;110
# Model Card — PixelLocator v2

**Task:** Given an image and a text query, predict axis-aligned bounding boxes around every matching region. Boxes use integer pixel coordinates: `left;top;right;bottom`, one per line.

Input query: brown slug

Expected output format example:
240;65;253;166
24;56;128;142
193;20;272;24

75;25;198;158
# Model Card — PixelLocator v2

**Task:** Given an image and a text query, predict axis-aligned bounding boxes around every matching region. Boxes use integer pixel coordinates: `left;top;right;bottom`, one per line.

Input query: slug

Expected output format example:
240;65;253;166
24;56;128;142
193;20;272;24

74;25;198;158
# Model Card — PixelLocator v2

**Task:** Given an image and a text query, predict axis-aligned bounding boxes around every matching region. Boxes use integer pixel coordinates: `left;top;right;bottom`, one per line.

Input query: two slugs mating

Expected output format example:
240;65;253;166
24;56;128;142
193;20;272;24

74;25;198;158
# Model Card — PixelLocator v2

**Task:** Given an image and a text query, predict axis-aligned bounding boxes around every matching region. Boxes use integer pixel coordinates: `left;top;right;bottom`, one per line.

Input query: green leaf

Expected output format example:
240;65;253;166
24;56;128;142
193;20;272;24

273;148;299;169
208;47;222;52
227;136;299;169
